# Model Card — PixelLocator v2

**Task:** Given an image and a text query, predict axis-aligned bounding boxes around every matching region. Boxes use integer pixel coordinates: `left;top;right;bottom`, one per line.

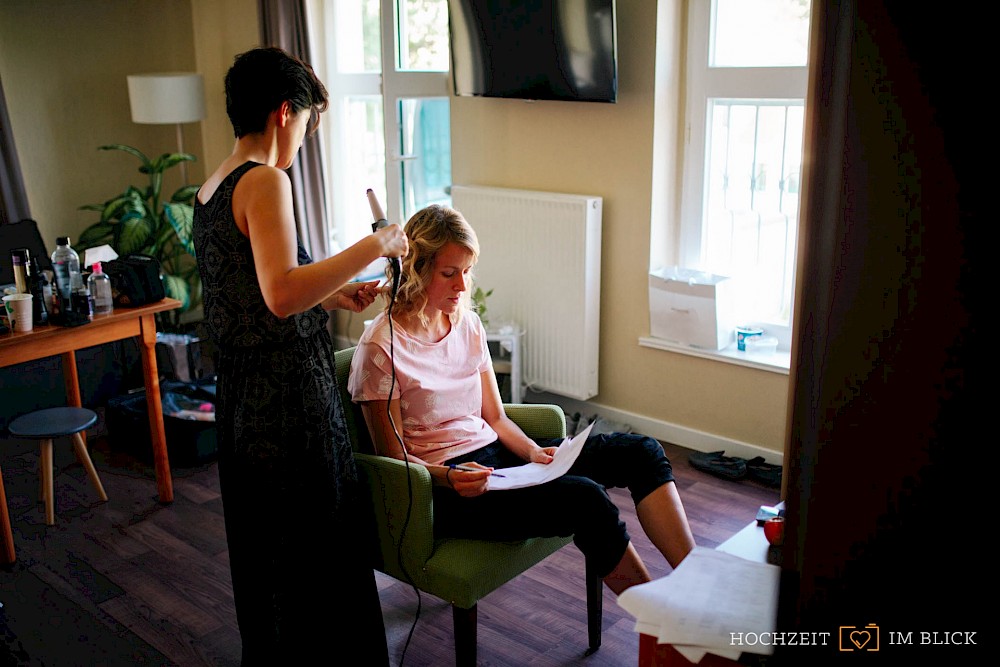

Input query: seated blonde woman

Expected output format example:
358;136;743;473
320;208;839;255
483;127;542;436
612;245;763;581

348;204;696;592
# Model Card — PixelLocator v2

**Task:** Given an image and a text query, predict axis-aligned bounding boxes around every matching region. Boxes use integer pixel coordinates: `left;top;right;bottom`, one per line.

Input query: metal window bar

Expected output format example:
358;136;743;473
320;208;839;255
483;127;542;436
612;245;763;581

709;99;803;322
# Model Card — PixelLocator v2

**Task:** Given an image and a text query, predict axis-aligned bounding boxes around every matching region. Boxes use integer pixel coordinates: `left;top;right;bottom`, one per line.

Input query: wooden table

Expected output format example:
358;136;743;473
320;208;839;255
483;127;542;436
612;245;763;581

1;298;181;564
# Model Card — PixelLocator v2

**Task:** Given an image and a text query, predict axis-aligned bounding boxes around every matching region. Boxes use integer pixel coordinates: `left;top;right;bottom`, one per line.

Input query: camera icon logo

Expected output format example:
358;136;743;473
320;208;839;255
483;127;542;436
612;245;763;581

839;623;879;652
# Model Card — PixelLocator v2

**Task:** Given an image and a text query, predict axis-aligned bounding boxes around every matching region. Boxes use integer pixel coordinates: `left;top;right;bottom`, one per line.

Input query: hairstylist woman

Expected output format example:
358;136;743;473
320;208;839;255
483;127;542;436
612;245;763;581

193;47;406;664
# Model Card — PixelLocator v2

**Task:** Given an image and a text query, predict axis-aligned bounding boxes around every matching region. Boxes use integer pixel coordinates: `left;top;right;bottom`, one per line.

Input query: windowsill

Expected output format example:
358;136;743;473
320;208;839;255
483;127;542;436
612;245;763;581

638;336;791;375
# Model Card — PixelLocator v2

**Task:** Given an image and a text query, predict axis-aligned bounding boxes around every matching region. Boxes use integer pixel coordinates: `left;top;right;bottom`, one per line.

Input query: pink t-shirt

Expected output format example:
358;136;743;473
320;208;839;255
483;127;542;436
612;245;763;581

348;311;498;465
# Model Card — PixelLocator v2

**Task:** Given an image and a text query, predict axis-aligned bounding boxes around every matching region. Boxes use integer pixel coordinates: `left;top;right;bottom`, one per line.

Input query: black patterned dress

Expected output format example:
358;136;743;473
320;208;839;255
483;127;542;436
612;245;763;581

193;161;387;664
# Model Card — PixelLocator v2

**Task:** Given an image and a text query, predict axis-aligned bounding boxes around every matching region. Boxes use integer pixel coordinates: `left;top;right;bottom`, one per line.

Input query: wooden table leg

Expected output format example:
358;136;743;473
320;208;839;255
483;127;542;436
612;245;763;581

61;351;82;406
0;465;16;565
61;351;87;443
139;313;173;503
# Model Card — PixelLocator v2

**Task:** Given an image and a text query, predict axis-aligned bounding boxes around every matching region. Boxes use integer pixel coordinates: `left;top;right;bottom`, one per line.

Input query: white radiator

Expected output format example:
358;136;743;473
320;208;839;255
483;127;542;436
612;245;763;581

451;185;602;400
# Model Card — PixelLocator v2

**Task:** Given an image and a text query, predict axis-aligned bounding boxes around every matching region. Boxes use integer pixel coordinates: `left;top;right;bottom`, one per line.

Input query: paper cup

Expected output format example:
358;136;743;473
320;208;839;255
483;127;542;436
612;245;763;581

3;293;34;332
736;326;764;351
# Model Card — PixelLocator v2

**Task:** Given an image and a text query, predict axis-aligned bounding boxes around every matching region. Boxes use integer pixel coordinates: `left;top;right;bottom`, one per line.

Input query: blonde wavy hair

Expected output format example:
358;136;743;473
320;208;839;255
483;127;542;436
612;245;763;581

385;204;480;326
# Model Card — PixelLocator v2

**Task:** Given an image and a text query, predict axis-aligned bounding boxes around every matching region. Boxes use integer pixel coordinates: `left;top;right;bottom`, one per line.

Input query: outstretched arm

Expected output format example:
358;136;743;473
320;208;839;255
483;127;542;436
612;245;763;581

237;166;407;318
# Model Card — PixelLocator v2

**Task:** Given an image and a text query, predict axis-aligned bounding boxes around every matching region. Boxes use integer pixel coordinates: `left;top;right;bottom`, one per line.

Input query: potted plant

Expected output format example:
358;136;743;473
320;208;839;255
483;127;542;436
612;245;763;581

77;144;200;331
471;286;494;329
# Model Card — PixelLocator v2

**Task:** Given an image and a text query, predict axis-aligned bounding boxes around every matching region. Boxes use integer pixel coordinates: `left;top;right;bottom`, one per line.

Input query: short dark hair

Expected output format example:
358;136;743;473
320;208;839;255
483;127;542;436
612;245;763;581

224;47;329;138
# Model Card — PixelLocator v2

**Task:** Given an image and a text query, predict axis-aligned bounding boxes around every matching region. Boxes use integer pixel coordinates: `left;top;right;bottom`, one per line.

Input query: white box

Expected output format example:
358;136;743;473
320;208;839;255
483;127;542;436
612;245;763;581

649;267;736;350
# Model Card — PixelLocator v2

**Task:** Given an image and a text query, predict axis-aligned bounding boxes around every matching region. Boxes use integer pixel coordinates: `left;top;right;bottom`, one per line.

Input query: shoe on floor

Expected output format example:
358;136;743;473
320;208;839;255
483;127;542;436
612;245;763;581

746;456;782;487
688;451;747;481
590;416;632;437
564;411;581;435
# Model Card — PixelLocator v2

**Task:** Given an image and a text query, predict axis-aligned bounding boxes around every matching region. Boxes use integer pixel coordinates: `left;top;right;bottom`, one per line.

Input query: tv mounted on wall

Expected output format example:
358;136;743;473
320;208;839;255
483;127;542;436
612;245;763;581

448;0;618;103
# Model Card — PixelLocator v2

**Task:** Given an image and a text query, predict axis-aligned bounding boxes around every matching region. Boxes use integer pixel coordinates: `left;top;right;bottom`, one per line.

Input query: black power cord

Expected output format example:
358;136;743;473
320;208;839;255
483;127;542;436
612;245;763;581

368;194;420;666
383;287;422;667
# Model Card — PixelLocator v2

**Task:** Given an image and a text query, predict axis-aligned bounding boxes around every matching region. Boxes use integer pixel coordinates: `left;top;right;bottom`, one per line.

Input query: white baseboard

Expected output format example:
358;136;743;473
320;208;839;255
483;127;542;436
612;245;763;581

524;390;784;465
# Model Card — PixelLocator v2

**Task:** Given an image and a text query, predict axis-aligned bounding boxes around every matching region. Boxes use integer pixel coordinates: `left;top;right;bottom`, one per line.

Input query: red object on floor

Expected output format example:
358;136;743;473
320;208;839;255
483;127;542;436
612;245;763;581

639;634;742;667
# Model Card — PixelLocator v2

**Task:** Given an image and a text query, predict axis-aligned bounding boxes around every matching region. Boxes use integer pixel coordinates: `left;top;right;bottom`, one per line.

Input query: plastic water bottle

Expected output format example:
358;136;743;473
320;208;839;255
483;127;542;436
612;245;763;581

88;261;114;314
50;236;83;303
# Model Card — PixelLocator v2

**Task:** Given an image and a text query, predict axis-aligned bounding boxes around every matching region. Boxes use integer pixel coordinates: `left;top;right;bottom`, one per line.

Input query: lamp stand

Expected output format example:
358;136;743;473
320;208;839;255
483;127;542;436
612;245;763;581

175;123;188;184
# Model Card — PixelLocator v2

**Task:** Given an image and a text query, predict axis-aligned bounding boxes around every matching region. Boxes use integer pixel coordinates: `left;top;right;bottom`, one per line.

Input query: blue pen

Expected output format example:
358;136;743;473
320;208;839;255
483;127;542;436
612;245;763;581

450;463;505;478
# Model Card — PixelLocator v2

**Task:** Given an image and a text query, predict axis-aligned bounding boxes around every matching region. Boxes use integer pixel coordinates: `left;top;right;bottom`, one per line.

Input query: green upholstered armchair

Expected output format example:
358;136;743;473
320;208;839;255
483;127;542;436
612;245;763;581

334;346;602;665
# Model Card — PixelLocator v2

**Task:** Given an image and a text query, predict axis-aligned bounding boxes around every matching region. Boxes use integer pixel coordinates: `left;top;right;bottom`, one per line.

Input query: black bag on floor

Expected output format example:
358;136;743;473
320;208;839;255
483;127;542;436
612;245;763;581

106;380;217;466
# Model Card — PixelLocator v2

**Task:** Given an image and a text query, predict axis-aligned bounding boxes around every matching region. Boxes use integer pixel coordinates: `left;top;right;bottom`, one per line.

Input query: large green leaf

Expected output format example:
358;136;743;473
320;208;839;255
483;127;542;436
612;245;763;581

171;184;200;203
146;152;195;175
77;221;115;250
97;194;130;223
100;187;148;223
99;144;151;172
161;272;191;310
115;214;154;255
154;220;177;250
164;202;195;255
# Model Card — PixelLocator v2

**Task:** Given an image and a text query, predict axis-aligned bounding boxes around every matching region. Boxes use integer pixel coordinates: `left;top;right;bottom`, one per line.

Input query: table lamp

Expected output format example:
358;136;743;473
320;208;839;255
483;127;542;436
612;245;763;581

126;72;205;183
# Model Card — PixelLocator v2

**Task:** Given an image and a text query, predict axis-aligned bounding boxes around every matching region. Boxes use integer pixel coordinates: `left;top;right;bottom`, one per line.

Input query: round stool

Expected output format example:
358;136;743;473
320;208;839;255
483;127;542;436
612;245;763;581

7;407;108;526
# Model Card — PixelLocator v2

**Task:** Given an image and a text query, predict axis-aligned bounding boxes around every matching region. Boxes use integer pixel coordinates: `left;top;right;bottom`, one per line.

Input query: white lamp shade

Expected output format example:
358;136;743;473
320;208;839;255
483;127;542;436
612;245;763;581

127;72;206;124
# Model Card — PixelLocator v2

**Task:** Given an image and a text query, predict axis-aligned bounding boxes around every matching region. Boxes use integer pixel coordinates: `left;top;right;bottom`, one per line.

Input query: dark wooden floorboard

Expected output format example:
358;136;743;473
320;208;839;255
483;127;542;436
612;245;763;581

1;435;778;666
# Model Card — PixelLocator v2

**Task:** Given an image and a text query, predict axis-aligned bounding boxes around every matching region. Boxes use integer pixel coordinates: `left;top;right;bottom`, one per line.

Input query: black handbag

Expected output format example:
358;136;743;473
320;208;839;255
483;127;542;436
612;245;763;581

102;254;165;307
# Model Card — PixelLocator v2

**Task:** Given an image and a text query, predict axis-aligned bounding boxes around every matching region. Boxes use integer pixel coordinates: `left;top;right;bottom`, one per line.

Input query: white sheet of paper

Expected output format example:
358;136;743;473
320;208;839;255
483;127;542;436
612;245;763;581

486;422;594;491
617;546;779;658
82;244;119;268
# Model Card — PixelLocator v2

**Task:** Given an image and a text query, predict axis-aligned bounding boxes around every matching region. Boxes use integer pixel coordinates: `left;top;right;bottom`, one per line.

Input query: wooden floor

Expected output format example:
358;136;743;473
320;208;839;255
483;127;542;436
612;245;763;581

0;430;779;666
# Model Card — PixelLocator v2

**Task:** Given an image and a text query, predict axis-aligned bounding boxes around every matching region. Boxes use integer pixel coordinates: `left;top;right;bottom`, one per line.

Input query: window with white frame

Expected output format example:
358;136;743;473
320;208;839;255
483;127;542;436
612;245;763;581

678;0;811;347
307;0;452;276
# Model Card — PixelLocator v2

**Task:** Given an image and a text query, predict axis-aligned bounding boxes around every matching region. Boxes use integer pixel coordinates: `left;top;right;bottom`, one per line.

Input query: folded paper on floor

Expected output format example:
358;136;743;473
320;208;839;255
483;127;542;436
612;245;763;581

617;546;779;663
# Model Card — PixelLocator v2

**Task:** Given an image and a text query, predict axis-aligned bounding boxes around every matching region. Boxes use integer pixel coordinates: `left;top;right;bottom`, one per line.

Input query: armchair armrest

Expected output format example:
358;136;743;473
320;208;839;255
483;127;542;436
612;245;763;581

355;452;436;578
503;403;567;440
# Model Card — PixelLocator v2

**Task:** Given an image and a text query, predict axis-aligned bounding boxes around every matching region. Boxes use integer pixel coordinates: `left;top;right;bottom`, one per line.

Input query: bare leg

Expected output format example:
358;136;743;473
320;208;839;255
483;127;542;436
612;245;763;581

603;543;651;594
636;481;696;568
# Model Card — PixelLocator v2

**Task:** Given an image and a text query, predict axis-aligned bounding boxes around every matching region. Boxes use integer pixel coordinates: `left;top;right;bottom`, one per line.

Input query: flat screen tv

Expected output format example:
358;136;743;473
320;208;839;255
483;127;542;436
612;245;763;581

448;0;618;103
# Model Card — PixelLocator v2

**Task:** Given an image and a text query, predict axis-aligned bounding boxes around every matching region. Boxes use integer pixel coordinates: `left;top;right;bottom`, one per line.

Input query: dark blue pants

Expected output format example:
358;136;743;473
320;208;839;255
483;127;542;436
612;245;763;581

434;432;675;577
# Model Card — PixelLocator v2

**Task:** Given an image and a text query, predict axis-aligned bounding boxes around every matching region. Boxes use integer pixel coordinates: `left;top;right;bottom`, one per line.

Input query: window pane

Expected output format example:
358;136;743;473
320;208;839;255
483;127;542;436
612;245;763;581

310;0;452;281
328;96;386;256
399;98;452;219
703;99;803;325
334;0;382;73
712;0;810;68
397;0;450;71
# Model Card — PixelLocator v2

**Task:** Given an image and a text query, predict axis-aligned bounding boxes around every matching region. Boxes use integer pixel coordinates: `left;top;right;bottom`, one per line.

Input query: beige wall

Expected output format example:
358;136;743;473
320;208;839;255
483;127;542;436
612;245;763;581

190;0;260;172
448;1;789;455
0;0;206;246
1;1;788;456
0;0;257;246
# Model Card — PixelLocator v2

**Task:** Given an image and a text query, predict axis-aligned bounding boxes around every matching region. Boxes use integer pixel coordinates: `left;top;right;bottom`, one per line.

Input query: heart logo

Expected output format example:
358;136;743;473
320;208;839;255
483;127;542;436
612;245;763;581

850;631;870;649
